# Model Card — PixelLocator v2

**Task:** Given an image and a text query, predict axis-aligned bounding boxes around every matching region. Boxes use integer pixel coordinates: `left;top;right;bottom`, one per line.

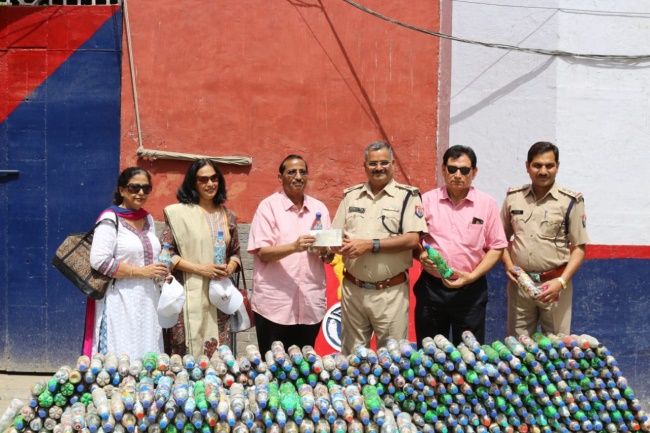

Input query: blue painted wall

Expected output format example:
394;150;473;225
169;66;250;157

486;259;650;405
0;9;122;371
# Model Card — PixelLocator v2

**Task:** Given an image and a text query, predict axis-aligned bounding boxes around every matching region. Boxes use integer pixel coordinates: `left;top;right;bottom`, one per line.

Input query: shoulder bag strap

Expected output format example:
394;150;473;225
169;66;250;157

84;212;119;243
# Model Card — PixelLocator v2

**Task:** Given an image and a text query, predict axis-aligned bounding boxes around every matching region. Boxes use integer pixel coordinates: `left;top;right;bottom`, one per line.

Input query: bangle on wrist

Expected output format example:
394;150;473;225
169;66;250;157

557;277;567;290
130;267;134;278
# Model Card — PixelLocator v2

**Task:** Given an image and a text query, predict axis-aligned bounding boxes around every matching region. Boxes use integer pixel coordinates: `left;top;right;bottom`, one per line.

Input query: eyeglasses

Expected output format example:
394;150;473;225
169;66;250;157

366;160;392;168
126;183;152;194
446;165;473;175
285;169;308;177
196;174;219;184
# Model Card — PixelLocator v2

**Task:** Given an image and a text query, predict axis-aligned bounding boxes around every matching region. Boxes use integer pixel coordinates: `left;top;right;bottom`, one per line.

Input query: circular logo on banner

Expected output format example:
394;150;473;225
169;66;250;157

321;302;342;352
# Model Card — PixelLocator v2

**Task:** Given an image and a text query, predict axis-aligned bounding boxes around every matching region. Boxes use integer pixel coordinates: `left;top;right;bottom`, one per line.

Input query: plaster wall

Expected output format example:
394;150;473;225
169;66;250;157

449;0;650;246
448;0;650;403
120;0;442;222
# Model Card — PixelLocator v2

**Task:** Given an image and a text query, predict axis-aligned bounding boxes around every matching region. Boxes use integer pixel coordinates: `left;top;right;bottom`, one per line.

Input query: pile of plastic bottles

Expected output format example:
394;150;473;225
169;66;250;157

0;332;648;433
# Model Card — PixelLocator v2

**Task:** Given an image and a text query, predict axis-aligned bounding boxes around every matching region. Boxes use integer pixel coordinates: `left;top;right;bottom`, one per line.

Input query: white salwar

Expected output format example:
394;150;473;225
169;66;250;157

89;212;164;360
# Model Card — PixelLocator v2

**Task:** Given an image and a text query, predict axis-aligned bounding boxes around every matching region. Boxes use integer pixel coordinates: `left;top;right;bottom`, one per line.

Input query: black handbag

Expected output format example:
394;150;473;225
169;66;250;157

51;214;118;300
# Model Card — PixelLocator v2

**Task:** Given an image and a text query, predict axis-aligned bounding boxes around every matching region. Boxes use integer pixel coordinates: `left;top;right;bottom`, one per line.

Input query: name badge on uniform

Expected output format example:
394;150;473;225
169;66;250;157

349;207;365;213
511;210;524;215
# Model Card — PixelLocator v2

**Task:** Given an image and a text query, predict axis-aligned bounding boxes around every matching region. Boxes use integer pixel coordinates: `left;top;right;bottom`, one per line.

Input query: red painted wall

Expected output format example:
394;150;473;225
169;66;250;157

120;0;442;222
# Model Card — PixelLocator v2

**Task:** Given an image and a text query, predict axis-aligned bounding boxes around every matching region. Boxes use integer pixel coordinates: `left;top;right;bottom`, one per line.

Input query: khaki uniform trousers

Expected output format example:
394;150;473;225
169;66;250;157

507;279;573;338
340;278;409;355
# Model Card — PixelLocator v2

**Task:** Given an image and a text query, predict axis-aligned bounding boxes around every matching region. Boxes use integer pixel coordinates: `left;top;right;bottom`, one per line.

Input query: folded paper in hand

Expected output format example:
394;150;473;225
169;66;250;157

309;229;343;247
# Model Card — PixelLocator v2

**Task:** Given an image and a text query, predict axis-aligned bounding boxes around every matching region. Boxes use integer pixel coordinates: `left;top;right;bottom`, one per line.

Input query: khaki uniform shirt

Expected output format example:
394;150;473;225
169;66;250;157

501;182;590;273
331;179;428;281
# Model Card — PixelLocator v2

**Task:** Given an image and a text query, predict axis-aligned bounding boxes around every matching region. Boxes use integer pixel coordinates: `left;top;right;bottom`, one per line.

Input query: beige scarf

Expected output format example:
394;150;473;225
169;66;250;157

163;203;230;358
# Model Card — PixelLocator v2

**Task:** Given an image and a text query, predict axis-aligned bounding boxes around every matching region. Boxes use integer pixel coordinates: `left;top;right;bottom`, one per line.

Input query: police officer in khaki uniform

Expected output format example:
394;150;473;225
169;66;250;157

501;141;590;338
331;141;428;355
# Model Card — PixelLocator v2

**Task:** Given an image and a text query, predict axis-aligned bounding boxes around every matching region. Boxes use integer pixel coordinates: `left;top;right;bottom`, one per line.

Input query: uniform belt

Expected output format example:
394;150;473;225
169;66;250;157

537;266;566;282
343;270;407;290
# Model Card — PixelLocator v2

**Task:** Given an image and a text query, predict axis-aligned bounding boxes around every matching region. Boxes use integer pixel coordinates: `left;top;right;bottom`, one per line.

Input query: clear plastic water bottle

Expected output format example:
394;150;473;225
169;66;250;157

308;213;323;254
159;243;172;269
213;231;227;265
310;212;323;231
155;243;172;286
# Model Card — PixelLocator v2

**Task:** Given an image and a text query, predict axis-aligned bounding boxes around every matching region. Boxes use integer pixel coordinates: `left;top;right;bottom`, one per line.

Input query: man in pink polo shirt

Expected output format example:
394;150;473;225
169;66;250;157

414;145;507;346
247;155;334;354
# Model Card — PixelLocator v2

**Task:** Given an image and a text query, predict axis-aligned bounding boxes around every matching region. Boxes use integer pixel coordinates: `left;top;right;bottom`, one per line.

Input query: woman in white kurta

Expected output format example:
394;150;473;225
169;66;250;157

89;167;169;360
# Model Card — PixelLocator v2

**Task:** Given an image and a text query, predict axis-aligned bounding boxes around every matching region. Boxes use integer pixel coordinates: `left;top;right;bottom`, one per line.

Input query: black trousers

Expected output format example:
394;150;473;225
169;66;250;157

413;272;488;348
253;312;322;355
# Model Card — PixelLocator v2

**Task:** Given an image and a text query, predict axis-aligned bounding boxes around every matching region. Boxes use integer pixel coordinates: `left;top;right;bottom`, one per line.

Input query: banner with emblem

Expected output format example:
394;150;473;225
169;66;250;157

314;258;422;354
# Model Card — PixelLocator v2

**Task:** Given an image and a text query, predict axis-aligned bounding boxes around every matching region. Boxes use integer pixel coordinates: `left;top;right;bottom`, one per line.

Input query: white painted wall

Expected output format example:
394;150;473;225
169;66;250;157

447;0;650;245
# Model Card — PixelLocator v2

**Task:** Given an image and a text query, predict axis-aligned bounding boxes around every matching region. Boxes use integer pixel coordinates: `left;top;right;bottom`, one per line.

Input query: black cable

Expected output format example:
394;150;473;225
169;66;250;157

341;0;650;61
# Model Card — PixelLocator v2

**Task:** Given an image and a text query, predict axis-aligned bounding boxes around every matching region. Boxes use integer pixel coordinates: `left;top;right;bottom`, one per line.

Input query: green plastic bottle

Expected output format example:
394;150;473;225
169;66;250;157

279;383;299;415
362;385;382;415
491;341;513;362
532;333;552;351
143;352;158;372
481;345;500;364
423;243;454;278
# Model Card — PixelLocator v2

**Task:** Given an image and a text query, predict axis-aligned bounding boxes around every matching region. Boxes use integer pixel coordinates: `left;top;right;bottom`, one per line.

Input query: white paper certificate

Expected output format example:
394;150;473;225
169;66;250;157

310;229;343;247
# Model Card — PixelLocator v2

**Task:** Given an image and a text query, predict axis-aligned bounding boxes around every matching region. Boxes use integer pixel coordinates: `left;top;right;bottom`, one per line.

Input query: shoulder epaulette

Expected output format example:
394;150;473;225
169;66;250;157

507;184;529;194
559;186;584;201
343;183;365;195
395;183;421;196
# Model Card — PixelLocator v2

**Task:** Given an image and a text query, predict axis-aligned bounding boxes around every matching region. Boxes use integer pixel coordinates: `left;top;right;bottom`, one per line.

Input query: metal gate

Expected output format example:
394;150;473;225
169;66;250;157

0;6;122;371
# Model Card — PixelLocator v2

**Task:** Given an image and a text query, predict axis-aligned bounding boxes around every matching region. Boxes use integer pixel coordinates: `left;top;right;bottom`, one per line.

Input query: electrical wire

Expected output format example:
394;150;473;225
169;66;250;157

341;0;650;61
452;0;650;16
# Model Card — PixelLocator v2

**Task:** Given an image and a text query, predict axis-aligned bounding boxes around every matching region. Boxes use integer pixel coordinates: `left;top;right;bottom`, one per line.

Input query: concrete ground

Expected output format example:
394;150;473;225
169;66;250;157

0;372;52;415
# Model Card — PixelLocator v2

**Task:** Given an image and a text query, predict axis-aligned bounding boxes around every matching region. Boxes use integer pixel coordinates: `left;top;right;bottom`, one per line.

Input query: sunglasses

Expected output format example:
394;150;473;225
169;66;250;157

196;174;220;184
126;183;152;194
285;169;308;177
446;165;473;175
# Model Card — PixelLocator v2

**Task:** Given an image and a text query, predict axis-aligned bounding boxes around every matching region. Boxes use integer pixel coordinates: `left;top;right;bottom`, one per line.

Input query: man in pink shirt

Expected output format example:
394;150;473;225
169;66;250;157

247;155;334;353
414;145;507;346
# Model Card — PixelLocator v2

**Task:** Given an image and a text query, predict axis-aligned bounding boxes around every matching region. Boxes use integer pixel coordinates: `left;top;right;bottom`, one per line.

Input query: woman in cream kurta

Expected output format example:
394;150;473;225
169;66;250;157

89;167;168;359
160;159;241;358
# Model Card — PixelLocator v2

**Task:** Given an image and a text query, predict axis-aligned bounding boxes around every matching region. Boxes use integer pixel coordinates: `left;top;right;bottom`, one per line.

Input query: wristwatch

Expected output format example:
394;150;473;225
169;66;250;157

372;239;381;253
